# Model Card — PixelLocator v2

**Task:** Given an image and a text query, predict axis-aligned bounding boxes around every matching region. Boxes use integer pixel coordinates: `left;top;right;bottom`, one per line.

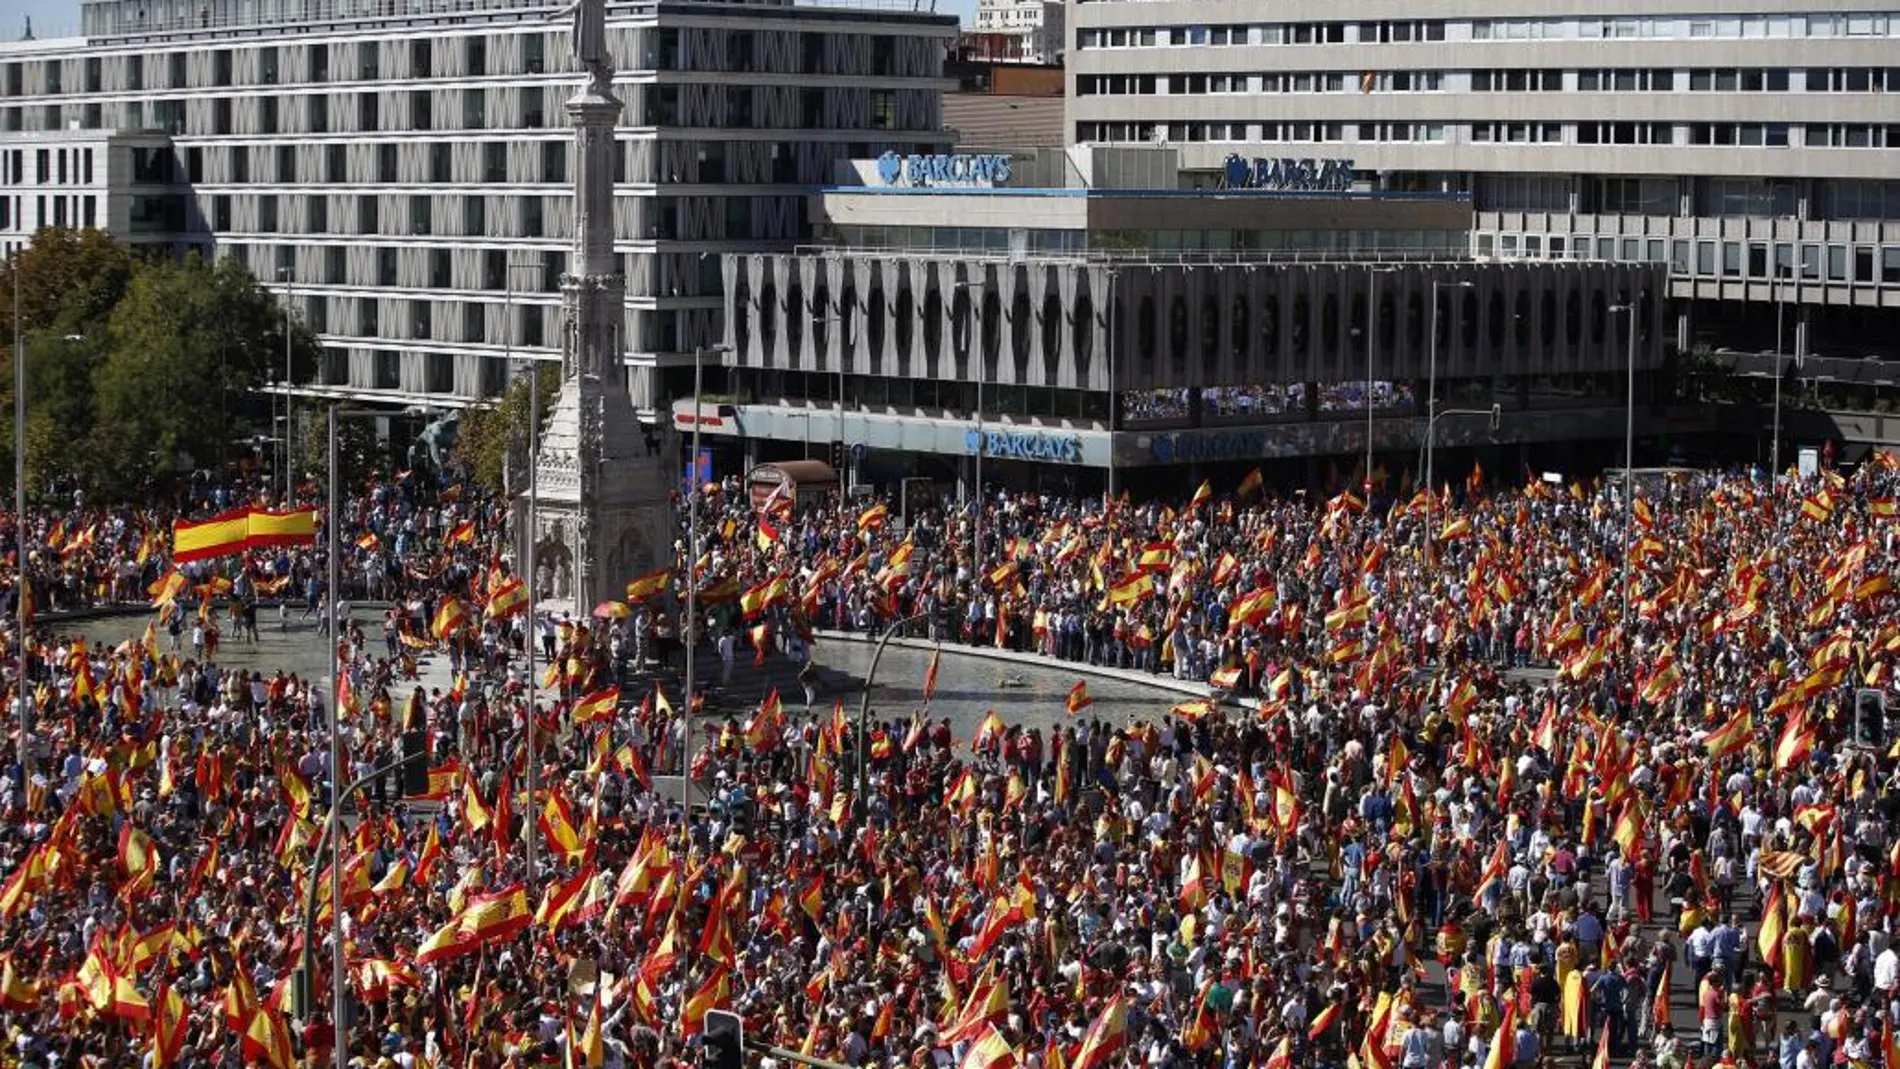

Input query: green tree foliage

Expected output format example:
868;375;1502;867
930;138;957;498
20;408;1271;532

0;229;321;500
0;227;137;335
454;365;559;493
291;407;384;493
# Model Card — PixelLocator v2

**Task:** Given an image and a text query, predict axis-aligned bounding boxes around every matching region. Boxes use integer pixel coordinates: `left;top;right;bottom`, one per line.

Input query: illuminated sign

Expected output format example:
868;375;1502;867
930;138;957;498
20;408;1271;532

966;427;1082;463
1222;154;1356;192
875;151;1014;188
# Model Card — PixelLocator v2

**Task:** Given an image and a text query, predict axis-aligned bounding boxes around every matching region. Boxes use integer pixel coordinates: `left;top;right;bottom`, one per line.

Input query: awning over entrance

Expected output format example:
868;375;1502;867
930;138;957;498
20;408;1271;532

748;460;840;509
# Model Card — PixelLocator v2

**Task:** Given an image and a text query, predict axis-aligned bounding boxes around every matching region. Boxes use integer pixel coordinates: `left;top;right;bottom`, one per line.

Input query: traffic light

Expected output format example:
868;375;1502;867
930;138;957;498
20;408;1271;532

1854;688;1886;748
401;728;430;796
703;1009;744;1069
829;440;846;472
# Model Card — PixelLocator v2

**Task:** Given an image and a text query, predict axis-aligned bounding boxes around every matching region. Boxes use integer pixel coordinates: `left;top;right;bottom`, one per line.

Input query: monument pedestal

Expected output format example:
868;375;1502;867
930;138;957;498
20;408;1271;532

522;80;678;619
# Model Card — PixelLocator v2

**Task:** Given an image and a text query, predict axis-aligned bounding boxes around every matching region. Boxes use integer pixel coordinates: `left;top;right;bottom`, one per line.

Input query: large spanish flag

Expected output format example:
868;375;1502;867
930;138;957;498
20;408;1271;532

172;509;254;562
173;507;319;562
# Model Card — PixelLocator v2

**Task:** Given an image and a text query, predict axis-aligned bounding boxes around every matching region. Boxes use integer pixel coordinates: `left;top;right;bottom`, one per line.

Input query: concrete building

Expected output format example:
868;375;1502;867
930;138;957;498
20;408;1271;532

969;0;1063;65
0;126;194;256
943;41;1063;150
1064;2;1900;366
708;146;1667;497
0;0;957;414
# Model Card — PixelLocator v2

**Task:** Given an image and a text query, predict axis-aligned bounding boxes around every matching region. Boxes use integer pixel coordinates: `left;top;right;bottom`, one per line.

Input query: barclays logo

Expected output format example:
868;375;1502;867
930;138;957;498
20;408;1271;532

1152;431;1272;464
967;427;1082;464
873;151;1013;189
1222;154;1356;193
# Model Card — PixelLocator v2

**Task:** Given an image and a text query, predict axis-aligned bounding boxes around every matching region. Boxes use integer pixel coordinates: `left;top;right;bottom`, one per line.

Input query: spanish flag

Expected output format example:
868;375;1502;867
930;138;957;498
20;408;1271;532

448;518;477;545
1065;680;1092;714
958;1024;1020;1069
0;954;40;1011
1236;468;1263;499
430;597;468;640
571;686;620;725
118;824;160;889
173;507;317;562
681;968;731;1037
625;568;669;601
1701;708;1753;759
486;578;530;620
1072;999;1128;1069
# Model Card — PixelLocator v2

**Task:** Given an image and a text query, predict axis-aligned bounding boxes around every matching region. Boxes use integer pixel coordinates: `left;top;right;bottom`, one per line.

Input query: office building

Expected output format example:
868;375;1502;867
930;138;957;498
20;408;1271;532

0;0;956;414
1065;2;1900;366
970;0;1063;65
705;146;1665;497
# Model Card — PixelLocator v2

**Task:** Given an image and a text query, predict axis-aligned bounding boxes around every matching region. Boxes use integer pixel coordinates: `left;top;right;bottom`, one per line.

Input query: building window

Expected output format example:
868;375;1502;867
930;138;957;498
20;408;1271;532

410;195;431;235
378;144;397;183
212;51;232;86
411;40;433;79
311;45;330;83
359;42;380;80
410;90;431;131
359;194;378;234
259;46;279;85
466;37;487;77
359;93;379;133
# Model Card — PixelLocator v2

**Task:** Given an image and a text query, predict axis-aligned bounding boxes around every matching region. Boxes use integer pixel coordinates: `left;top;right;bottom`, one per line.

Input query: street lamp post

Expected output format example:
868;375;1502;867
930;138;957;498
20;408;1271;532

855;612;932;822
681;342;732;821
278;266;294;502
1365;267;1398;498
11;253;27;787
499;256;545;882
1425;279;1473;497
324;405;383;1069
1610;302;1639;629
1421;404;1501;552
298;753;407;1051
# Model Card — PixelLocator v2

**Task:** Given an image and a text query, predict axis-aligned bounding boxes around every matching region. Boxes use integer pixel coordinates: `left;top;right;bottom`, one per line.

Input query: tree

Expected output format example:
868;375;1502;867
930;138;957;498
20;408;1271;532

0;227;137;337
455;365;559;493
291;406;383;494
0;231;319;501
87;251;321;497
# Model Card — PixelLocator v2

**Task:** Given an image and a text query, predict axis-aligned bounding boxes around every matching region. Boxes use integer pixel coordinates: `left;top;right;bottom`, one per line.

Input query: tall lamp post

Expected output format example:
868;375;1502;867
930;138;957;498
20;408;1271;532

277;266;295;502
324;405;384;1069
10;252;26;787
681;342;731;822
1424;278;1473;496
1609;301;1639;631
497;255;543;880
1365;267;1398;497
855;612;933;822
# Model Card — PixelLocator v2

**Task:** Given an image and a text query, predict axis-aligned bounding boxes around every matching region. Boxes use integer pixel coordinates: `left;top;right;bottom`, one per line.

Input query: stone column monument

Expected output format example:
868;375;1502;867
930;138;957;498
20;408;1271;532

524;0;677;618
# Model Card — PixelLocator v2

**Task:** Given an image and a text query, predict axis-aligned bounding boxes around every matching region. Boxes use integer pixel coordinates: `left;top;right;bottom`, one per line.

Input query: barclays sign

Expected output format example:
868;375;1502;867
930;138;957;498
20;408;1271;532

1223;154;1356;193
967;427;1083;464
1151;431;1274;464
875;151;1014;189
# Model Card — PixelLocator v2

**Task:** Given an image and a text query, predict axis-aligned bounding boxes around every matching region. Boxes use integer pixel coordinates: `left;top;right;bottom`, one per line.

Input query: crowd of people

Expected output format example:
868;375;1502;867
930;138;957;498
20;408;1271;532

0;453;1897;1069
